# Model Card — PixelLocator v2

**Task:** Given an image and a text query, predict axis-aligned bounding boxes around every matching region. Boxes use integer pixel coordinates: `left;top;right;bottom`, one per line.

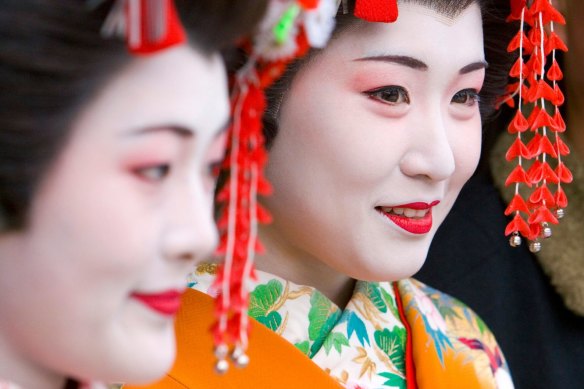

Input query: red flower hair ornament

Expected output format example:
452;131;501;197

210;0;399;374
502;0;570;253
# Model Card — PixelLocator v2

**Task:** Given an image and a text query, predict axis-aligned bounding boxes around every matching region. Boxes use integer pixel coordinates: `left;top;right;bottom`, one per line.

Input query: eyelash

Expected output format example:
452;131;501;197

452;89;480;106
366;86;480;107
209;160;223;179
365;86;410;105
135;164;170;182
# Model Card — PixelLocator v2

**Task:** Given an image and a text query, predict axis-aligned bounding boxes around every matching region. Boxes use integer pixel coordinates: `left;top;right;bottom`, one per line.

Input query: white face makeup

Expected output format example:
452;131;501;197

0;45;229;386
262;3;485;284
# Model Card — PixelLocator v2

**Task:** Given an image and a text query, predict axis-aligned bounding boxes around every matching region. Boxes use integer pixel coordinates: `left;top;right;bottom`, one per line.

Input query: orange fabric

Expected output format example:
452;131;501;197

126;289;341;389
399;292;493;389
393;282;418;389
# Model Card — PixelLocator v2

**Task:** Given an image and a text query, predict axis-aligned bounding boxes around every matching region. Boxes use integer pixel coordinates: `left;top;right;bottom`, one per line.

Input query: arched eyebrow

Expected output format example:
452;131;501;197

124;125;194;138
354;55;488;74
354;55;428;70
459;61;488;74
123;118;230;139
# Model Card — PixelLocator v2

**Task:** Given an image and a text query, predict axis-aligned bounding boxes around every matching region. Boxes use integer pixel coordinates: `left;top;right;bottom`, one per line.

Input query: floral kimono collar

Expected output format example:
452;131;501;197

191;266;514;389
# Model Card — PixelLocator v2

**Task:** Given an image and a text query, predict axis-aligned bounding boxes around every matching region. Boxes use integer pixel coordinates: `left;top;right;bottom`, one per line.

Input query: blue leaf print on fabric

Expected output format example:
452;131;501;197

339;310;370;346
419;314;452;365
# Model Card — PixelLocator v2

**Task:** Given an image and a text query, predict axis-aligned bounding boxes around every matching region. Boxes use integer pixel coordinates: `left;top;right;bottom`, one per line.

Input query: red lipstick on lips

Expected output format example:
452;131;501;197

379;201;440;234
131;290;183;316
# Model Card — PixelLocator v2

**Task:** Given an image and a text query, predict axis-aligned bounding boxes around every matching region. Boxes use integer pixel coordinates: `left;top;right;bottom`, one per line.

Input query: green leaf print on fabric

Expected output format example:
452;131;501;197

378;372;406;389
374;327;406;374
249;279;283;318
474;312;488;335
429;294;462;323
357;282;387;313
256;311;283;332
308;291;341;356
295;341;310;356
340;310;370;346
423;283;488;335
323;332;350;355
381;287;401;322
249;279;284;332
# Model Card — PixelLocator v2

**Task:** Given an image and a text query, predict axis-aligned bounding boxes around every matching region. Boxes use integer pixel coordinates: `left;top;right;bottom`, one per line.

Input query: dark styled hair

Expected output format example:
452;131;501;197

262;0;515;147
0;0;267;230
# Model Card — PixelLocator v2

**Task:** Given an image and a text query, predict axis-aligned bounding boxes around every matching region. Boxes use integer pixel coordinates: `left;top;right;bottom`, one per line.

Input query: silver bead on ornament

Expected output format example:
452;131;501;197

556;208;565;219
215;358;229;374
542;224;552;239
235;352;249;368
214;343;230;374
529;241;542;253
509;234;522;247
214;343;229;359
231;346;249;368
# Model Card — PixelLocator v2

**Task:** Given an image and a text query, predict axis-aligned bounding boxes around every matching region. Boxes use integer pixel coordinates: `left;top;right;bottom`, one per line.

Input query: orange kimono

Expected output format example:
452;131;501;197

130;269;513;388
128;289;341;389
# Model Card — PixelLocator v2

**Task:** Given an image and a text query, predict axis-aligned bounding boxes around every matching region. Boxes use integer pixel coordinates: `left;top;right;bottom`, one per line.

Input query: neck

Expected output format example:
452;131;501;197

255;224;356;308
0;334;66;389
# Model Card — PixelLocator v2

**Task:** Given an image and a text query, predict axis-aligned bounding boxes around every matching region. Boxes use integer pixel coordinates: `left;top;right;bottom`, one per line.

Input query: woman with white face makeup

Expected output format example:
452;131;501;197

0;1;268;388
155;0;520;388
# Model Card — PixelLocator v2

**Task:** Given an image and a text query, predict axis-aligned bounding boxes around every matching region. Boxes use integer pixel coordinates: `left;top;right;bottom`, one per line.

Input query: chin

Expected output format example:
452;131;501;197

106;350;174;385
348;248;429;282
104;327;176;385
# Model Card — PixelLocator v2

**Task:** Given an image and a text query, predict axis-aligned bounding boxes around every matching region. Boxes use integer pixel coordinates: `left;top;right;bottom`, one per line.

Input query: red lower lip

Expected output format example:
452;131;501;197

131;290;183;316
379;209;433;234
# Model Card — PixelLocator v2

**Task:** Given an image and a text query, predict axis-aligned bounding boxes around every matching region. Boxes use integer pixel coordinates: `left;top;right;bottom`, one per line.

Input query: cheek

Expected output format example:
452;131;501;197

279;89;383;185
36;165;156;281
452;119;482;183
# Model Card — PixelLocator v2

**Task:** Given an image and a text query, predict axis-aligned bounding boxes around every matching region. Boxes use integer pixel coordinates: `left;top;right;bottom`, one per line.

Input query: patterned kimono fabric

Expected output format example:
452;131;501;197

187;266;514;389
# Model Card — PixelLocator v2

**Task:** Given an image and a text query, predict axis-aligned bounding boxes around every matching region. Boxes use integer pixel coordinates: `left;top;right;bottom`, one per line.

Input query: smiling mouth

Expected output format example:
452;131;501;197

376;201;439;234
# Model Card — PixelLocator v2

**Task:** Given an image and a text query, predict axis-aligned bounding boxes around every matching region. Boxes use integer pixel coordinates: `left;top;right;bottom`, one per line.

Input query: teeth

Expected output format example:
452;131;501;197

379;207;428;218
415;209;426;218
404;208;417;218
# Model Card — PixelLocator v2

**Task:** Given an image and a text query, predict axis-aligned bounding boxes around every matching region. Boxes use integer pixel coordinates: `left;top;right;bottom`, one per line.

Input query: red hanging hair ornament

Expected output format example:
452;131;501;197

210;0;338;374
354;0;398;22
209;0;404;373
503;0;570;252
100;0;186;54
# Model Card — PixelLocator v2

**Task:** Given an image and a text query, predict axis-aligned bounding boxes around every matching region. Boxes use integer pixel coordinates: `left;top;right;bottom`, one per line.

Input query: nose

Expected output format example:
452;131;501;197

161;182;218;265
399;111;456;182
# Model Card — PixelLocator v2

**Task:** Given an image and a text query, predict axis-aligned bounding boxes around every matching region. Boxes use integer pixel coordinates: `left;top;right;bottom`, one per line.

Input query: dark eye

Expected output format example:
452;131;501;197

135;165;170;182
365;86;410;105
452;89;480;106
208;160;222;179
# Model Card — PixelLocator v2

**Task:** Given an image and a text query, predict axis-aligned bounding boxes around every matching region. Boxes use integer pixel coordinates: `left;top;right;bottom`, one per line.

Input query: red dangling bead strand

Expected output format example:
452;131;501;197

210;3;318;372
504;0;569;252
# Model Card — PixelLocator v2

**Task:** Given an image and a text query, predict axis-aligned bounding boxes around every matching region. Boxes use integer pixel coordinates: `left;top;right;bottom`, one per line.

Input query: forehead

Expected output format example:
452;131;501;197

73;45;229;142
331;2;484;66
